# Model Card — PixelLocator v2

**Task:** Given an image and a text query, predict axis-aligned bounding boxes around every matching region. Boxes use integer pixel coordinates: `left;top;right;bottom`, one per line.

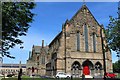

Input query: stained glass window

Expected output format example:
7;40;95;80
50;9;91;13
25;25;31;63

93;33;96;52
77;32;80;51
84;25;88;52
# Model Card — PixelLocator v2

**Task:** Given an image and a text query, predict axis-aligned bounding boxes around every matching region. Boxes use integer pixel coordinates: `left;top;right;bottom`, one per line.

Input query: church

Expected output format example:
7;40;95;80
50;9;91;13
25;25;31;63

27;4;112;77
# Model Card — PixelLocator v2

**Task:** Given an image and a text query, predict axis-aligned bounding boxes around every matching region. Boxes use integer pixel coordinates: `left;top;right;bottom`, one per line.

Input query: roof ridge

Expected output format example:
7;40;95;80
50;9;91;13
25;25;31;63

69;4;87;22
69;4;100;26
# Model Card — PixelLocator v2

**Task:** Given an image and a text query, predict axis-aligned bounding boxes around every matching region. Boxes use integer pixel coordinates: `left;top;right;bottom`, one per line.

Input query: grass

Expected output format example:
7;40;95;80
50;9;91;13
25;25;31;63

21;75;31;78
1;76;120;80
1;78;91;80
118;73;120;78
2;78;120;80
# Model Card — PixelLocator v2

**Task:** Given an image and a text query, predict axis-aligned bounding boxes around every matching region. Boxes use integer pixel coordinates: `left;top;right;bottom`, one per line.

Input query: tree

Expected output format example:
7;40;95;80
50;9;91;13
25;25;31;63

1;2;36;58
106;2;120;59
113;60;120;73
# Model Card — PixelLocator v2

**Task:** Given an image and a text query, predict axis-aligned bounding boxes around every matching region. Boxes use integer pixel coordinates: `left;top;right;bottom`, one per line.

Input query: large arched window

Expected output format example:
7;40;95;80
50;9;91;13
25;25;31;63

93;33;96;52
71;61;81;78
95;62;102;70
84;25;88;52
77;32;80;51
95;62;102;75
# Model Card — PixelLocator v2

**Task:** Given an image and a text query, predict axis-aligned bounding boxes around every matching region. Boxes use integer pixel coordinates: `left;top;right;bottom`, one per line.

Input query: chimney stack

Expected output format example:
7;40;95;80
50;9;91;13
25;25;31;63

19;61;21;69
29;51;31;59
42;40;44;48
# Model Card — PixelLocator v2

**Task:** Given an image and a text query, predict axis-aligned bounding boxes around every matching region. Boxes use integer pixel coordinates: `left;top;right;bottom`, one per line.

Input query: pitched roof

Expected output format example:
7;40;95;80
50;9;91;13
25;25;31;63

32;46;41;53
49;31;62;47
32;45;48;54
1;64;26;68
69;4;100;26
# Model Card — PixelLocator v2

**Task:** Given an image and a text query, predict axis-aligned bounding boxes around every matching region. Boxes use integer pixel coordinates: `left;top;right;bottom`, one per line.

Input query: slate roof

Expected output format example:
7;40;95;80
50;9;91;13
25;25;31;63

32;45;48;54
0;64;26;68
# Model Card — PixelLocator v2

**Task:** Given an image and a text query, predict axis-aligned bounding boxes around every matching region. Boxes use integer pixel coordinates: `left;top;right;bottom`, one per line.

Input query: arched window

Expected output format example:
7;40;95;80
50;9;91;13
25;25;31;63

41;56;45;64
95;62;102;74
84;25;88;52
77;32;80;51
93;33;96;52
71;61;81;78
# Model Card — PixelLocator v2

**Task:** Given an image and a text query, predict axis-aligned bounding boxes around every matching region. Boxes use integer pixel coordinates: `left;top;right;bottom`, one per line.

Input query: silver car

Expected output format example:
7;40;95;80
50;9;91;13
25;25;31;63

56;72;71;78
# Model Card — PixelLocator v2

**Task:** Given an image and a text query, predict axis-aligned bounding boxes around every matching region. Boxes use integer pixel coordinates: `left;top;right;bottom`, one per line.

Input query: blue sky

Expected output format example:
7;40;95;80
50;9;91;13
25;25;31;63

3;2;118;64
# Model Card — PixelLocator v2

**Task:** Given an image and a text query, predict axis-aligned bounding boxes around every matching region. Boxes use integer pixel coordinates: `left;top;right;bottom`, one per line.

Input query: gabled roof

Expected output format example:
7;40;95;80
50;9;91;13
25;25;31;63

32;45;48;55
33;46;41;53
69;4;100;26
48;4;102;48
40;46;49;54
49;31;62;47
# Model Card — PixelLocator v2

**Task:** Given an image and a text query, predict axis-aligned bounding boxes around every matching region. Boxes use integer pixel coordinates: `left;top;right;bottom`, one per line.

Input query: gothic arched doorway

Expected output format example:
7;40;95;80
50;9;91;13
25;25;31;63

82;60;94;75
95;62;102;76
71;61;81;78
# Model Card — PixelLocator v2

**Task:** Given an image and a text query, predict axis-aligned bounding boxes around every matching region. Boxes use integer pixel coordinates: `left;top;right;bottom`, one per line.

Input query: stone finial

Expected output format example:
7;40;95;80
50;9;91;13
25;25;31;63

42;40;44;48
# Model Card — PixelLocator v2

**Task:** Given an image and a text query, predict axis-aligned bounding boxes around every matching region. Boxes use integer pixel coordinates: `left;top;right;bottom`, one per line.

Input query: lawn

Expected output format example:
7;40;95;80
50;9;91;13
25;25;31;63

2;78;120;80
1;78;83;80
118;73;120;78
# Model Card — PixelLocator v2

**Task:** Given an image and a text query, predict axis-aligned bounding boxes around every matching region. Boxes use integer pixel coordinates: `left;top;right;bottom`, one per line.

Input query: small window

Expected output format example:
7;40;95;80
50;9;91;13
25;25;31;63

84;25;89;52
77;32;80;51
41;56;45;64
93;33;96;52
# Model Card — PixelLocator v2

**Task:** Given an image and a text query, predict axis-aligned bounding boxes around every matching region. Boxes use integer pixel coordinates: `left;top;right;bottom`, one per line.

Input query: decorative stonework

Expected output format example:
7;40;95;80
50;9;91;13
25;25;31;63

69;5;99;37
27;4;112;77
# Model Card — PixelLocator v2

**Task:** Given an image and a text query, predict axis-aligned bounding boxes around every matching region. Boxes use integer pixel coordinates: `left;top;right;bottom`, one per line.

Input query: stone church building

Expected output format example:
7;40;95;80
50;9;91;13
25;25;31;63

26;40;48;76
27;4;112;77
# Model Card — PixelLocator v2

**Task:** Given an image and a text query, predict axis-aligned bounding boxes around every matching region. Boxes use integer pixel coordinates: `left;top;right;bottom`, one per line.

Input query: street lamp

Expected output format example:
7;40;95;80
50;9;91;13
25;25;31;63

100;25;106;80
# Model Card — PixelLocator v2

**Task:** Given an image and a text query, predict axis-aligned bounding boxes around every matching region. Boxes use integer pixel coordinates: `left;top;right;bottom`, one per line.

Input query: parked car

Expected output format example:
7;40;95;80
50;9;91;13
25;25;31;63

56;72;71;78
7;74;14;77
105;72;117;78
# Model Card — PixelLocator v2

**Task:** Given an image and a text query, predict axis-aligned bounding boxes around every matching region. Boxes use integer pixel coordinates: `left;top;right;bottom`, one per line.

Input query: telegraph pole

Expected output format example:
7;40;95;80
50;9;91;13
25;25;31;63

100;25;106;80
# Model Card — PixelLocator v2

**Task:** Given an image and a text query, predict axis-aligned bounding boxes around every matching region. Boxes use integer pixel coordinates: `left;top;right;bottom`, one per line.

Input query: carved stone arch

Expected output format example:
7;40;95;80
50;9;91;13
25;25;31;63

94;61;103;75
71;61;81;70
71;61;82;78
82;59;94;75
95;61;102;70
82;59;94;69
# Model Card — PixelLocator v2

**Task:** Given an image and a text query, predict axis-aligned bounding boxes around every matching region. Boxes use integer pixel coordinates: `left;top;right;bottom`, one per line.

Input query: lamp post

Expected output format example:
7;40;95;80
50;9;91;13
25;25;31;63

100;25;106;80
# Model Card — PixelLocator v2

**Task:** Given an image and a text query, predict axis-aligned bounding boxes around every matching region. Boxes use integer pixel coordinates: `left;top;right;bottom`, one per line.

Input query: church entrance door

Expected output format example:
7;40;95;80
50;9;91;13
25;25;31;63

82;59;94;75
83;66;90;75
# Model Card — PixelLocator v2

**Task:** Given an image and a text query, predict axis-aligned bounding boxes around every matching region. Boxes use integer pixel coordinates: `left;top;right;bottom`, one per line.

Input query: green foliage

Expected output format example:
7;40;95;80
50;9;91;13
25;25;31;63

113;60;120;73
105;2;120;57
118;73;120;78
2;2;36;58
